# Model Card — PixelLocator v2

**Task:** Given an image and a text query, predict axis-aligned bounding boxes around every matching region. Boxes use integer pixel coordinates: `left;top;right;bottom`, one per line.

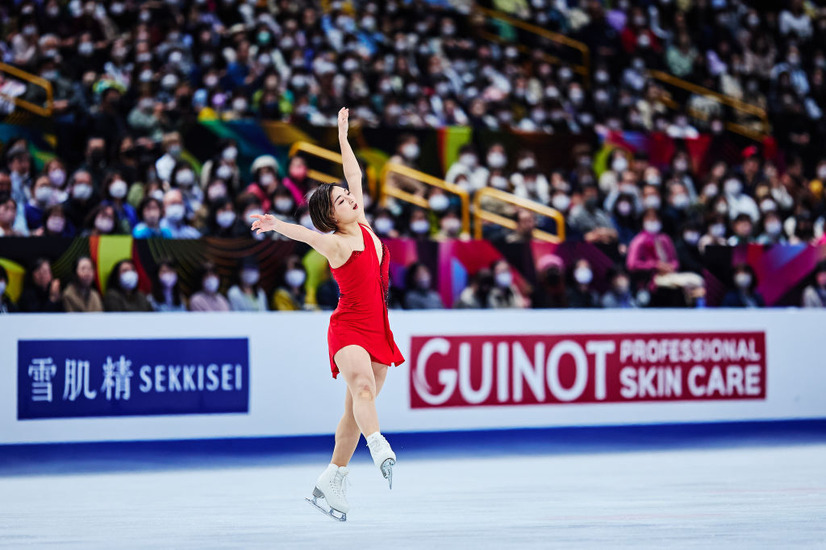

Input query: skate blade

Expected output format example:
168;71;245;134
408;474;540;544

380;458;395;490
305;495;347;522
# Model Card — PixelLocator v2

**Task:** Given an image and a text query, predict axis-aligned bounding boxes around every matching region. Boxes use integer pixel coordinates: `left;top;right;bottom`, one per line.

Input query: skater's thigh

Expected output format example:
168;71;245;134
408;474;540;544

371;362;389;396
335;345;376;392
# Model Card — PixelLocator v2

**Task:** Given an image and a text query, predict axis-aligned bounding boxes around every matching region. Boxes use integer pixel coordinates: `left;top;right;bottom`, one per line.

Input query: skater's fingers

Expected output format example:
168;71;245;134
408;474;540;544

249;214;264;221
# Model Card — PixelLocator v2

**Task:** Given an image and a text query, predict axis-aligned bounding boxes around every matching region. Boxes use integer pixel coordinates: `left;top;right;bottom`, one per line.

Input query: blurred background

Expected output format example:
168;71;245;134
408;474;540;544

0;1;825;547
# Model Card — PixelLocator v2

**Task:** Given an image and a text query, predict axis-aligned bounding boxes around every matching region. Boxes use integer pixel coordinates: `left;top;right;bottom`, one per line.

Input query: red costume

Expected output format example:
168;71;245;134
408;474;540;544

327;223;405;378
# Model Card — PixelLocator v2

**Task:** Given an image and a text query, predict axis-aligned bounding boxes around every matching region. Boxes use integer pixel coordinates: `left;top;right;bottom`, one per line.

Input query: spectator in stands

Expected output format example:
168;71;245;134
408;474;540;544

674;222;704;275
25;176;55;231
203;197;241;238
0;264;15;313
228;259;268;312
386;134;426;196
170;162;203;217
281;156;311;202
601;268;638;308
155;132;184;184
133;198;171;239
246;155;280;212
189;262;230;312
405;208;432;239
82;204;118;237
722;264;765;308
36;205;74;237
489;260;528;309
0;194;24;237
455;268;494;309
80;137;109;190
160;189;200;239
698;215;728;253
728;213;756;246
272;256;308;311
18;257;62;312
101;172;137;233
801;260;826;308
724;176;760;222
757;211;788;245
566;258;600;308
568;185;618;244
445;145;486;191
403;263;443;310
627;208;678;286
62;255;103;313
148;259;187;313
63;170;98;230
103;259;152;312
505;209;537;243
202;140;241;193
316;265;340;311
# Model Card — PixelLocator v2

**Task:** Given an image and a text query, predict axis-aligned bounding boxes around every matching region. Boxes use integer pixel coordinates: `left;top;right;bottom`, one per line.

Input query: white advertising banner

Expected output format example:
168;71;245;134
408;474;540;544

1;309;824;444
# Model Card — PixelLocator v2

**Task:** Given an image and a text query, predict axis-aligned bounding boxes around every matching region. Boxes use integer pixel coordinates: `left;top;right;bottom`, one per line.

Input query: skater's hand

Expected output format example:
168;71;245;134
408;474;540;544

338;107;349;137
250;213;277;234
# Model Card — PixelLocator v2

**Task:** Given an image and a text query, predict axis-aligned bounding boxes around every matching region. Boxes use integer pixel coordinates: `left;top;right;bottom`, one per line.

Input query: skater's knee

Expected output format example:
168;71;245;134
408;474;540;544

353;381;375;402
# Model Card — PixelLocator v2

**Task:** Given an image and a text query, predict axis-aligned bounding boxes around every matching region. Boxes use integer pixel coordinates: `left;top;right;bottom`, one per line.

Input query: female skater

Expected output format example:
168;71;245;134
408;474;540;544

250;107;404;521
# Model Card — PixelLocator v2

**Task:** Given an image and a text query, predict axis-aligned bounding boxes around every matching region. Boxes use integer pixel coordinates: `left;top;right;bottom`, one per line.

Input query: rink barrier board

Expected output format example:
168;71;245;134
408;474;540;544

2;310;826;445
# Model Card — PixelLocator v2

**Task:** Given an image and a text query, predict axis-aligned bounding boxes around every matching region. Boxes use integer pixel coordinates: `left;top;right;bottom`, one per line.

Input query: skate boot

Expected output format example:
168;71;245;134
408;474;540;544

366;432;396;489
305;464;349;521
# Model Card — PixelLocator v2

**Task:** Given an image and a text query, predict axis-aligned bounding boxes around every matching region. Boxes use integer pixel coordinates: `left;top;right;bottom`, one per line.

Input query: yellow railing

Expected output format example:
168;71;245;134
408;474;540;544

473;187;565;243
380;163;471;236
0;62;53;117
474;6;590;87
647;69;769;141
287;141;378;198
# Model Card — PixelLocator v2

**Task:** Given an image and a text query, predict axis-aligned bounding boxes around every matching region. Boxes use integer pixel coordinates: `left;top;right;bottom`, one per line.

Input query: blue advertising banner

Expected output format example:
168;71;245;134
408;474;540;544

18;339;249;420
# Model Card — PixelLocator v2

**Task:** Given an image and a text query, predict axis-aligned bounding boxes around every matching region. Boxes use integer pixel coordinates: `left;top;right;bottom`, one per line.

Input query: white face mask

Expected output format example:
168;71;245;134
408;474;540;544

724;179;742;196
35;186;53;204
374;217;394;235
203;275;220;294
765;220;782;236
285;269;306;288
704;184;719;198
241;269;260;286
442;217;461;234
165;203;185;222
643;220;661;234
671;194;690;210
490;176;509;190
95;216;114;233
734;272;752;289
222;147;238;161
49;169;66;188
459;154;477;168
46;216;65;233
643;195;661;210
176;170;195;186
401;143;420;160
109;180;128;199
710;223;726;238
216;165;233;181
611;156;629;173
274;198;294;213
120;270;139;290
683;231;700;245
495;271;513;288
216;210;236;228
616;201;632;216
160;272;177;288
487;152;507;169
552;194;571;211
574;267;593;285
260;172;275;186
410;219;430;234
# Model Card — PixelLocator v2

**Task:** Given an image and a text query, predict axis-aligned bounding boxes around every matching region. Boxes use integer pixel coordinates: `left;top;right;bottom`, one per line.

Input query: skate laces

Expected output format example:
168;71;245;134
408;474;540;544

332;468;350;498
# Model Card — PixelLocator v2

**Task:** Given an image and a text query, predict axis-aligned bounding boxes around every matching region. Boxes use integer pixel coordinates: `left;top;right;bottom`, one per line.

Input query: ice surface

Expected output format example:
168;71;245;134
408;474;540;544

1;442;824;549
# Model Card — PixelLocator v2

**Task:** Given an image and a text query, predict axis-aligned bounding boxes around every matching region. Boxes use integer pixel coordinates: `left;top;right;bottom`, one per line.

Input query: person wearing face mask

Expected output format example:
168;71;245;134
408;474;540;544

18;258;63;312
627;208;680;285
271;187;297;220
569;185;619;244
0;194;25;237
756;211;788;245
133;197;172;238
801;260;826;307
0;264;15;313
698;215;729;252
674;221;705;275
402;262;443;309
160;189;201;239
370;208;399;238
601;268;639;309
405;208;432;239
444;144;487;191
189;262;231;312
722;263;765;308
155;132;185;184
387;134;426;197
25;176;55;231
723;176;760;223
455;267;494;309
565;258;600;308
102;172;138;232
81;204;118;236
488;259;528;309
206;197;242;238
228;259;268;312
272;256;309;311
281;156;311;200
611;193;640;250
62;255;104;312
36;205;75;237
662;182;695;235
103;259;152;312
148;259;187;312
246;155;281;212
434;209;465;240
63;169;99;230
728;213;756;246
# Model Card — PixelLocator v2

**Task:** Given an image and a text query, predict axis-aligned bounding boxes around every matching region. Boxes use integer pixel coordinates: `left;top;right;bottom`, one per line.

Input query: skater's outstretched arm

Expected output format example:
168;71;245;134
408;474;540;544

250;214;345;263
338;107;369;226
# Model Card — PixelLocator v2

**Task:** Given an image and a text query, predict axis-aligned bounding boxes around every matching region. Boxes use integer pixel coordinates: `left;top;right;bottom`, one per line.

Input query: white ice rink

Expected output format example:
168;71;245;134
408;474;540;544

1;440;825;549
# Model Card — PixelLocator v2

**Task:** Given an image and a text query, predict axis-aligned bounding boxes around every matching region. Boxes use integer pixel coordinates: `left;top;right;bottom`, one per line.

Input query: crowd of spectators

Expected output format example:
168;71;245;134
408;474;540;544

2;0;826;310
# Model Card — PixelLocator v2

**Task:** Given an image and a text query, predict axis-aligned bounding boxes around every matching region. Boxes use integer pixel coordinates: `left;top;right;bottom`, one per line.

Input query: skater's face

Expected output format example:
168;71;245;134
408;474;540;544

330;187;359;226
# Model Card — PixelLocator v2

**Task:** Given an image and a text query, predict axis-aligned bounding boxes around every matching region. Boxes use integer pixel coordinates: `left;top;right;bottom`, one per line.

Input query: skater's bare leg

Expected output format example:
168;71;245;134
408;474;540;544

331;358;388;467
334;345;381;436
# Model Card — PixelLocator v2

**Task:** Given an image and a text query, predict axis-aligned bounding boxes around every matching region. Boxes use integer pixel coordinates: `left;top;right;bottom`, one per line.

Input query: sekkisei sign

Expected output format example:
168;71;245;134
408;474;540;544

18;338;249;419
409;332;766;408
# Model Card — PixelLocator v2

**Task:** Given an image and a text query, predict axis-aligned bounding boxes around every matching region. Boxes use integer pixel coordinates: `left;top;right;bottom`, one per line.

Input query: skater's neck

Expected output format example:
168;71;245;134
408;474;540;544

335;221;362;238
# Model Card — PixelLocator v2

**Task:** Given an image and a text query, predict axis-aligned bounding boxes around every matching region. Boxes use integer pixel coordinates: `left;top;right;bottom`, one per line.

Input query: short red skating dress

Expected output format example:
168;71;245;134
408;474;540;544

327;223;405;378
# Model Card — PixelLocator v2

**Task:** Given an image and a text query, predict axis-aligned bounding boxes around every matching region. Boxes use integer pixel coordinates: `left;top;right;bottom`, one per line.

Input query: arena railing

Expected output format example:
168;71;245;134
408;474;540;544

380;163;471;236
473;187;566;243
472;6;591;88
646;69;770;141
0;62;53;118
288;141;379;198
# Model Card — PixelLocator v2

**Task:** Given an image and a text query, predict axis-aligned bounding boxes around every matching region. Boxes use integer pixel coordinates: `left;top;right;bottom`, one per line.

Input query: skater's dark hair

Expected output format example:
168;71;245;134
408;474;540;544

308;182;342;233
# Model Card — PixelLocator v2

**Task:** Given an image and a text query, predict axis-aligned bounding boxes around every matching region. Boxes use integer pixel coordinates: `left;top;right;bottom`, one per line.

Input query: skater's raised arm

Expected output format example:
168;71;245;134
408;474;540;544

250;214;344;262
338;108;369;226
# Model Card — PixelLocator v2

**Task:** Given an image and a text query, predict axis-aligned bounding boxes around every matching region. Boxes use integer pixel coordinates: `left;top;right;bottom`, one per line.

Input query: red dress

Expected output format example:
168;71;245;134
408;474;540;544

327;223;405;378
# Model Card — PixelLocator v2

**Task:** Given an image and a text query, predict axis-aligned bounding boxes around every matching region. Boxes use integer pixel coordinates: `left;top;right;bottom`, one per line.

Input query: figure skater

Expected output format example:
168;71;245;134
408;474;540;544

250;107;404;521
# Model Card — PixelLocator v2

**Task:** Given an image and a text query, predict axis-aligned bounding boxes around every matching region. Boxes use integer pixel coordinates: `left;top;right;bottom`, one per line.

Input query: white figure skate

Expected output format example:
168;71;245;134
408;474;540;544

366;433;396;489
306;464;349;522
